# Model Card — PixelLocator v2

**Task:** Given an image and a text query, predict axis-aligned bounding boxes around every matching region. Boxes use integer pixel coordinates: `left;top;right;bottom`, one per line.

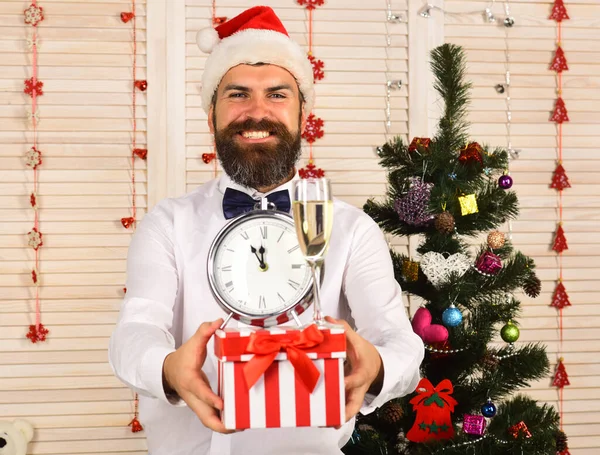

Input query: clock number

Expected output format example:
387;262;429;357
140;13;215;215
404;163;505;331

259;295;266;309
277;231;285;243
287;244;299;254
277;292;285;303
260;226;268;240
292;264;304;269
225;281;234;291
222;265;232;272
288;279;300;290
240;231;249;240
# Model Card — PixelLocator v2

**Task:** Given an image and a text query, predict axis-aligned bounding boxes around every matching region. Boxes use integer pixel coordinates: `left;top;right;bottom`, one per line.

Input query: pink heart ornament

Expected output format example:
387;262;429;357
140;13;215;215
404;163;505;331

411;307;449;344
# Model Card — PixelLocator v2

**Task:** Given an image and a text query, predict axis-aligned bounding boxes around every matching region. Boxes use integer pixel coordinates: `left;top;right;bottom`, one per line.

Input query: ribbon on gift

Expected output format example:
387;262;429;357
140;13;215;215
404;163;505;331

243;324;325;393
409;378;458;411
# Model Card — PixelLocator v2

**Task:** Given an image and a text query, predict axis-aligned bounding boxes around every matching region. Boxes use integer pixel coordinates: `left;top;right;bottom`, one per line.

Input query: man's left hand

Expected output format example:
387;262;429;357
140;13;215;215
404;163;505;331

325;316;383;423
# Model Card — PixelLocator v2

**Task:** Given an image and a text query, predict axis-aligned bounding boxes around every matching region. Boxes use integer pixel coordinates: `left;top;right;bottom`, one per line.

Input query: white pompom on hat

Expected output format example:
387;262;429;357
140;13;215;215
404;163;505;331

196;6;315;114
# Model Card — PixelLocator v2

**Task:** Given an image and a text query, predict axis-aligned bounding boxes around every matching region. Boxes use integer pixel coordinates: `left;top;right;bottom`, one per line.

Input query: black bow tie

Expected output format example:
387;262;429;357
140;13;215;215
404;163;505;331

222;187;291;220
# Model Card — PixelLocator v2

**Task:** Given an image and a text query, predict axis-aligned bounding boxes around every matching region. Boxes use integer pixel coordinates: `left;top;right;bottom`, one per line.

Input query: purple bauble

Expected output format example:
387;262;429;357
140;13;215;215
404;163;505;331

498;174;513;189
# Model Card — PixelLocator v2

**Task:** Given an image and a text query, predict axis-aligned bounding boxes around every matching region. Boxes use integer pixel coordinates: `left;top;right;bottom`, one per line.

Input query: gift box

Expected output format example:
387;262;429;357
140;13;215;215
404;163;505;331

215;324;346;430
463;414;486;436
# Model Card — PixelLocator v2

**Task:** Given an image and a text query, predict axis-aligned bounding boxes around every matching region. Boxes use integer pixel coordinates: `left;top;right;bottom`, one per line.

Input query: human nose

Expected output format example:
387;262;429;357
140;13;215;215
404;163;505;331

243;96;270;120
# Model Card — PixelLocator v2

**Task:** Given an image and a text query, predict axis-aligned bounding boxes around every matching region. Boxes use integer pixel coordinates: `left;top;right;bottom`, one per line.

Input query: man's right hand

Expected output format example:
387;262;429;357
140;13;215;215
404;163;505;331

162;318;234;433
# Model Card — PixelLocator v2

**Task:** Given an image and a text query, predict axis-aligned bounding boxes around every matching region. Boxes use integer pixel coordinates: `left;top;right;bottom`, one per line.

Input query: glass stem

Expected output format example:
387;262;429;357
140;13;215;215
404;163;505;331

310;261;324;323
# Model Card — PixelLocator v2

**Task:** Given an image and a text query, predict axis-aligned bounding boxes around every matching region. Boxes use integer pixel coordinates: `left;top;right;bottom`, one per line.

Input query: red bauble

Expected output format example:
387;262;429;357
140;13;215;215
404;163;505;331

121;217;135;229
552;224;568;253
299;162;325;179
134;80;148;91
550;46;569;73
297;0;325;10
202;153;216;164
550;163;571;190
129;417;143;433
308;53;325;82
26;323;49;343
549;0;569;22
551;97;569;124
24;77;44;98
553;359;570;388
302;114;324;143
133;148;148;160
458;142;484;167
120;12;135;23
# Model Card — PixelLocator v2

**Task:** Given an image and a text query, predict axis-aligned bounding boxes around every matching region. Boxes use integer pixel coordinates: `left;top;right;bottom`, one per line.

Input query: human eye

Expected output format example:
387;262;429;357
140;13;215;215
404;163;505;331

269;93;286;99
228;92;247;98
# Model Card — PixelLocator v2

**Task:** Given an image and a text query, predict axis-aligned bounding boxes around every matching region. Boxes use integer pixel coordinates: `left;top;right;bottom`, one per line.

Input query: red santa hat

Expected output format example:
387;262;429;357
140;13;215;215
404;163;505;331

196;6;315;114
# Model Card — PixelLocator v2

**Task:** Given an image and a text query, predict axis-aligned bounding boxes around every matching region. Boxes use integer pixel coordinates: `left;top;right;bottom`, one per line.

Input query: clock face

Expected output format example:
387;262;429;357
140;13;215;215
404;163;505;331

208;211;313;325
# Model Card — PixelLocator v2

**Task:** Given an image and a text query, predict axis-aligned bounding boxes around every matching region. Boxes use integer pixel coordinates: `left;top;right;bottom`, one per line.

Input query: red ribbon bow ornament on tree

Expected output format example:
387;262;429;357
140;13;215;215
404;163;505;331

244;324;325;393
407;378;457;442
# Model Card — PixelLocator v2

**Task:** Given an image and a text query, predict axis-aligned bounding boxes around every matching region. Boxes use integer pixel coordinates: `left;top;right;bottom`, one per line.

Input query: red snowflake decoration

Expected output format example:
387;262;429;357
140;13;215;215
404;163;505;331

24;3;44;26
299;161;325;179
27;228;43;250
24;77;44;98
302;114;324;144
551;281;571;309
30;193;38;210
135;80;148;91
297;0;325;10
550;46;569;73
26;323;49;343
549;0;569;22
308;53;325;81
551;97;569;124
25;147;42;169
553;359;570;388
120;12;135;23
550;163;571;190
202;153;216;164
133;148;148;160
31;269;38;284
552;224;568;253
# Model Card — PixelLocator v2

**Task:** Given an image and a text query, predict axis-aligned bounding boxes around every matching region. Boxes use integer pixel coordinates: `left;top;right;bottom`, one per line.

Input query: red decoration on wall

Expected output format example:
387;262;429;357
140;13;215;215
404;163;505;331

120;12;135;23
24;77;44;97
27;228;43;250
121;217;135;229
406;378;457;442
133;148;147;160
549;0;569;22
24;146;42;169
134;80;148;91
551;97;569;123
31;269;38;284
552;224;568;253
297;0;325;9
299;162;325;179
26;323;49;343
24;3;44;26
308;53;325;81
550;46;569;73
553;359;570;388
302;114;324;143
30;193;38;210
213;16;227;25
550;163;570;190
551;281;571;309
202;153;216;164
129;393;143;432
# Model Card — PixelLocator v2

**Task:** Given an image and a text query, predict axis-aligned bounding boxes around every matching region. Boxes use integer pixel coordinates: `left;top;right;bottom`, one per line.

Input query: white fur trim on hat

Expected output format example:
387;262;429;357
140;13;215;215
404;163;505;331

200;29;315;114
196;27;220;54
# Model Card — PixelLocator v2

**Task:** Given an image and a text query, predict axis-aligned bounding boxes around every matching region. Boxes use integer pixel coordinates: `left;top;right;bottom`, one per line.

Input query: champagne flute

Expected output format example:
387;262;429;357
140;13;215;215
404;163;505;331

292;178;338;328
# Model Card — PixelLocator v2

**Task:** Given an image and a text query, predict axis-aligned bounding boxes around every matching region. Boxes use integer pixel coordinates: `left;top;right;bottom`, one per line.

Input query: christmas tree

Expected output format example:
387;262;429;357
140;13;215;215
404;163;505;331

343;44;561;455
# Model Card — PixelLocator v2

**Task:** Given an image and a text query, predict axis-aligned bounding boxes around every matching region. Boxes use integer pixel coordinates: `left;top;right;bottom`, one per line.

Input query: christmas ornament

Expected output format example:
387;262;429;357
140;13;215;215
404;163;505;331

133;148;147;160
31;269;38;285
24;77;44;97
302;114;324;143
458;194;478;216
394;178;434;226
549;0;569;22
121;217;135;229
523;274;542;298
475;251;502;275
297;0;325;10
551;281;571;309
487;230;505;249
30;193;38;210
495;84;505;94
411;307;449;345
378;401;404;426
375;146;384;157
428;340;454;360
482;353;500;371
213;16;227;25
26;35;40;51
442;304;462;328
498;174;513;189
550;163;571;190
551;97;569;123
202;152;216;164
129;416;143;433
134;80;148;91
26;323;49;343
420;252;471;288
408;137;431;154
407;378;457;442
27;228;43;250
503;17;515;27
500;320;520;343
24;3;44;26
463;414;486;436
552;224;568;253
553;358;570;388
26;107;40;124
508;421;531;439
435;211;455;234
24;147;42;169
550;46;569;73
120;12;135;23
556;430;569;452
458;142;483;167
402;259;419;282
299;161;325;179
481;399;497;418
308;53;324;81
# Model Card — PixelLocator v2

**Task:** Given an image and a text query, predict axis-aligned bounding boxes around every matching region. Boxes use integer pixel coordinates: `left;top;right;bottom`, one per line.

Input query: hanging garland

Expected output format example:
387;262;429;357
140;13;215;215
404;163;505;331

549;1;571;453
296;0;326;178
120;0;144;433
23;1;48;343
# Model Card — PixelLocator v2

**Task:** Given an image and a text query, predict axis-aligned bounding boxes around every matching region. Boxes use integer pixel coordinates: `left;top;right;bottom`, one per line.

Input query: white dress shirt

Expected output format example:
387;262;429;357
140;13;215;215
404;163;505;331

109;173;424;455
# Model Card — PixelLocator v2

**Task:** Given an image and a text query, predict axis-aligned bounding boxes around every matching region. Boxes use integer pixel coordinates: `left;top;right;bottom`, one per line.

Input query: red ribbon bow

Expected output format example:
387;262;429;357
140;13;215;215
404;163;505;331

409;378;458;411
243;324;324;393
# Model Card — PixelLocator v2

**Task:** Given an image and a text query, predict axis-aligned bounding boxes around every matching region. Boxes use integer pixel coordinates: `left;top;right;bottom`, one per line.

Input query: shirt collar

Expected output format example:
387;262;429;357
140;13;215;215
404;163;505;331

217;171;299;201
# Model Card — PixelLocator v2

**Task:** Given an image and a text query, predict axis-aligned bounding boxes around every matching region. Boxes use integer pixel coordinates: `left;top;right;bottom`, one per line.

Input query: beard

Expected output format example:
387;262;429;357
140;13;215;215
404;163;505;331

213;116;302;190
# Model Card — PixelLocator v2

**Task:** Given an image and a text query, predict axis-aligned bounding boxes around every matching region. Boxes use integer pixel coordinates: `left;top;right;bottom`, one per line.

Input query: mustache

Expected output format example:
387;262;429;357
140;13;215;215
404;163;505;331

219;118;292;137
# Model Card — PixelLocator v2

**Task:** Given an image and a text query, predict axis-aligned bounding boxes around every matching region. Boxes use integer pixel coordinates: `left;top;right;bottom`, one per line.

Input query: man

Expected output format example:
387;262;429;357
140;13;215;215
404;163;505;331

109;6;423;455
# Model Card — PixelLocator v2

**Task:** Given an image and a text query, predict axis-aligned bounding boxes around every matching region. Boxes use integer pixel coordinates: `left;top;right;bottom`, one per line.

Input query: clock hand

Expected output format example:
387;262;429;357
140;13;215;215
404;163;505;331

258;245;266;262
250;245;267;269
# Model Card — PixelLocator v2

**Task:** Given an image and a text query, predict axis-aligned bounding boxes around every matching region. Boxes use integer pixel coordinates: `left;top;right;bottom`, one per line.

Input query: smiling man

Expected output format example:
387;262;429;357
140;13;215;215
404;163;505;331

109;6;423;455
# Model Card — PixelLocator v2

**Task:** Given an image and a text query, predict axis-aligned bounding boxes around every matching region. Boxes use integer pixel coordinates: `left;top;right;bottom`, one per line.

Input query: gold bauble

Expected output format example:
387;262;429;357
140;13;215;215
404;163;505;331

487;230;506;249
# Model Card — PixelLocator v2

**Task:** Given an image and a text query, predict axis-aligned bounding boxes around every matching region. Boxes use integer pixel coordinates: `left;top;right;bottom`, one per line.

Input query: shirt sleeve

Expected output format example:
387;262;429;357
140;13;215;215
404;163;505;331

342;219;424;415
108;203;181;404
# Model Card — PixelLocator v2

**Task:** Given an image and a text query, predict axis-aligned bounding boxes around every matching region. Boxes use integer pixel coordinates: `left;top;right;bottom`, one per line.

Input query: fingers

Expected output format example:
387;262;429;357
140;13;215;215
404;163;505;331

195;318;224;345
185;393;235;434
345;385;368;422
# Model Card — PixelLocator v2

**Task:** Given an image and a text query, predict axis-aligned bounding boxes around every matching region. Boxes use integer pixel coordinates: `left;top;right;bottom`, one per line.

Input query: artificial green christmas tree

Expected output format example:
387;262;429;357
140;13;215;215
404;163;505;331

343;44;562;455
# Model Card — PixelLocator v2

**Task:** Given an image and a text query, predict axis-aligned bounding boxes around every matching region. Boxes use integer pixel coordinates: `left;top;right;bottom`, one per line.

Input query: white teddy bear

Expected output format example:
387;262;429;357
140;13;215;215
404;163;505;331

0;420;34;455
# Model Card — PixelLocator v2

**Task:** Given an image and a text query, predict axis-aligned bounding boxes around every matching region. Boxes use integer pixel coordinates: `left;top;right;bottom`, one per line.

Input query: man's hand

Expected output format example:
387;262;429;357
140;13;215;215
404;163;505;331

162;318;235;434
325;316;384;423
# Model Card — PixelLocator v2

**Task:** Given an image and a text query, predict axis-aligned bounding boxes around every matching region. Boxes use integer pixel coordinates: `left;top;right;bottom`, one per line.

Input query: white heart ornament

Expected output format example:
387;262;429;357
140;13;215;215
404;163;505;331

420;252;471;288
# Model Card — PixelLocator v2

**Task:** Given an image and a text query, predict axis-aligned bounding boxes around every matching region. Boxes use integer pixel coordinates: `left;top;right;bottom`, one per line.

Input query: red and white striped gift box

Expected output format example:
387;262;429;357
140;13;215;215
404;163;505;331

214;325;346;430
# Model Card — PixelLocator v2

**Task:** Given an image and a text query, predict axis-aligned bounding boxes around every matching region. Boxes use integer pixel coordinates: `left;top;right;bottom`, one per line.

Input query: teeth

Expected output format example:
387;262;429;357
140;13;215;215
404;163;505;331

242;131;270;139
